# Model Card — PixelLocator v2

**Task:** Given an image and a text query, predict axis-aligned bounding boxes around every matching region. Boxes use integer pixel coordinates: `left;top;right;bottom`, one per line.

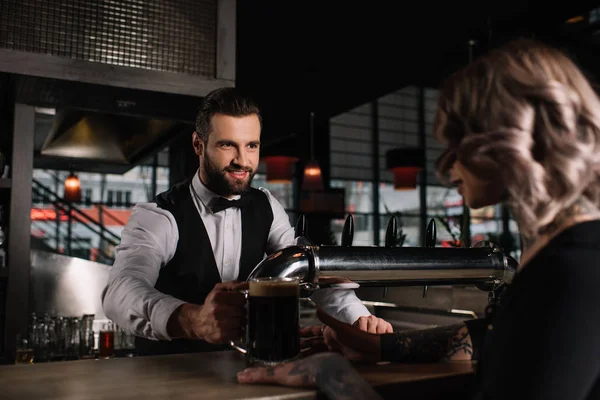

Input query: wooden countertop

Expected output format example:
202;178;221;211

0;351;475;400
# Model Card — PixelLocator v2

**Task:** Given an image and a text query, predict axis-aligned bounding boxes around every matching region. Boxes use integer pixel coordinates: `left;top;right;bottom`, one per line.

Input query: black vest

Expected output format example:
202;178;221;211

135;179;274;356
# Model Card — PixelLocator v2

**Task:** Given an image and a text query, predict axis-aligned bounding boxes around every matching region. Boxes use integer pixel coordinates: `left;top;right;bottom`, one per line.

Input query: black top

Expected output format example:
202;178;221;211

135;179;274;356
467;220;600;400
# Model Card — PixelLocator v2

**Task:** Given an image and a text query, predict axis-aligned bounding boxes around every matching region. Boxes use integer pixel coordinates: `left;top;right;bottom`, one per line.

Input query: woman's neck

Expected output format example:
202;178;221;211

517;197;600;270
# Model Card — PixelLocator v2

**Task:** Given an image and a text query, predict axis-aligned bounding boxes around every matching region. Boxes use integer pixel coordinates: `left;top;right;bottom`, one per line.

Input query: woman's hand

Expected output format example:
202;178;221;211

237;352;383;400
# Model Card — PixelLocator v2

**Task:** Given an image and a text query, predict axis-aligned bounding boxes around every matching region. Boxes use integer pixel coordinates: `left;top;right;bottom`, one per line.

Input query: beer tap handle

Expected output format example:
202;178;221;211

423;218;437;298
425;218;437;248
383;216;398;299
341;214;354;247
384;216;398;248
295;214;307;238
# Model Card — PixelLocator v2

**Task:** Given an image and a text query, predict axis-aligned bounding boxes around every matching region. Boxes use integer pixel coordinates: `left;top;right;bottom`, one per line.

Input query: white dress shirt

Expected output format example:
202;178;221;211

102;171;371;340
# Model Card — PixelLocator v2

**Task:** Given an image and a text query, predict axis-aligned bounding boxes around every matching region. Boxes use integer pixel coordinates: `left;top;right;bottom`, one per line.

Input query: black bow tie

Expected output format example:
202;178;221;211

211;196;248;213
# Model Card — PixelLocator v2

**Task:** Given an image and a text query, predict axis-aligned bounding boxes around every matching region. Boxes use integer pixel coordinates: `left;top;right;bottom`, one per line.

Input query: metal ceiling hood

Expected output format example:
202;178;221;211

38;108;184;174
12;75;201;174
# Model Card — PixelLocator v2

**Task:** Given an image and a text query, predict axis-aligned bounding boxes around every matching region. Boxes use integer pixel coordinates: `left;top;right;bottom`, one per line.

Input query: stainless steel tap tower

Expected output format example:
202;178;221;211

247;215;518;299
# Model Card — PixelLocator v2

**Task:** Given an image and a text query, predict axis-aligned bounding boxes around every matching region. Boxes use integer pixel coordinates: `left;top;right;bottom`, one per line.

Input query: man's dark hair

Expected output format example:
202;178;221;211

194;87;261;142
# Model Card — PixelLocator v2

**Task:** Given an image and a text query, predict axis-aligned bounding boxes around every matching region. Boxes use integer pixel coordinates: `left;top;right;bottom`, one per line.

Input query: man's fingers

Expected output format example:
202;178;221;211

300;325;324;338
205;318;244;343
212;303;246;318
214;281;249;292
357;317;369;332
317;308;380;357
212;290;247;306
367;317;379;334
377;320;394;334
323;328;342;353
300;335;324;349
219;328;245;343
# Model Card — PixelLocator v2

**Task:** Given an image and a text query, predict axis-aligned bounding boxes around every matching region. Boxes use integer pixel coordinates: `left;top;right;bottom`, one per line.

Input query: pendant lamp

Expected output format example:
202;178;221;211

64;172;82;203
385;148;425;190
301;111;324;191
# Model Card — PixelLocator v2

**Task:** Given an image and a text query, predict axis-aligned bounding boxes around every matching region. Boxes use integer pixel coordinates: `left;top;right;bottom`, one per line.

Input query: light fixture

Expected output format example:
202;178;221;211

385;148;425;190
64;172;82;203
566;15;584;24
302;111;324;191
262;155;298;183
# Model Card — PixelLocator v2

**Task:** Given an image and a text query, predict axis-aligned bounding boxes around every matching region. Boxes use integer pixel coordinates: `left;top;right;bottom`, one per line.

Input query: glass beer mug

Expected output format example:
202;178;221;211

230;277;302;366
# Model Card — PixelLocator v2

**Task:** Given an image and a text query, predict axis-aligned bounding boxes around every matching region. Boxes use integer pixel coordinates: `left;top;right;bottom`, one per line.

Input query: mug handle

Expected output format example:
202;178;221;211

229;288;249;354
229;339;248;355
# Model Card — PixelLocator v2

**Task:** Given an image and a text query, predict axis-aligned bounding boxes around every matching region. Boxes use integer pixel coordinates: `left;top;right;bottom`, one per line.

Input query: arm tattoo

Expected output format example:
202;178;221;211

443;325;473;361
383;323;472;363
287;353;383;400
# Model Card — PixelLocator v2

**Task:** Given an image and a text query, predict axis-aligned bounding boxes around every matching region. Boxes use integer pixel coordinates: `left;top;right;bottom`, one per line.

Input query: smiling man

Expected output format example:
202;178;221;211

102;87;391;356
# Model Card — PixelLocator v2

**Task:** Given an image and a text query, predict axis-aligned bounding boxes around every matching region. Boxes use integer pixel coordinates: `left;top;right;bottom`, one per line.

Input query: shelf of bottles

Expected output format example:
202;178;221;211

16;313;137;364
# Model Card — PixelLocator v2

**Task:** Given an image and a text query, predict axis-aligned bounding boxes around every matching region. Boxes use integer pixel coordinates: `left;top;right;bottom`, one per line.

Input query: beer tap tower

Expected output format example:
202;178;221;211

248;213;518;303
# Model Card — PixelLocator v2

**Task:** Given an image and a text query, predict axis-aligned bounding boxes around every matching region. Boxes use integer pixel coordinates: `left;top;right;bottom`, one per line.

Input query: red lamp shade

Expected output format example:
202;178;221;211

390;166;423;190
302;160;324;191
64;173;82;203
262;155;298;183
386;148;425;190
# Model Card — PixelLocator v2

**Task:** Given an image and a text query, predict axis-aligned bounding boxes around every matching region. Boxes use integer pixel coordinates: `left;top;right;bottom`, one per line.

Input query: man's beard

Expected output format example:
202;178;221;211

202;152;255;197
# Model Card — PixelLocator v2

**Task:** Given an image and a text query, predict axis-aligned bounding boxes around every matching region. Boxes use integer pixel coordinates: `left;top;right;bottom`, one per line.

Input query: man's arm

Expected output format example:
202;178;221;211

103;202;248;344
102;203;183;340
309;289;371;325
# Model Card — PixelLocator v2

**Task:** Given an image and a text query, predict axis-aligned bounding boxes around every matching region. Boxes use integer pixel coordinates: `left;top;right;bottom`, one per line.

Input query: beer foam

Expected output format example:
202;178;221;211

249;280;299;297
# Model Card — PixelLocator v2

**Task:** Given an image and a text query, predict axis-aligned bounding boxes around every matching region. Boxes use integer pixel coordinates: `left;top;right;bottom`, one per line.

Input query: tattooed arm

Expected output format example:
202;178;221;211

238;352;383;400
316;307;477;364
380;323;474;362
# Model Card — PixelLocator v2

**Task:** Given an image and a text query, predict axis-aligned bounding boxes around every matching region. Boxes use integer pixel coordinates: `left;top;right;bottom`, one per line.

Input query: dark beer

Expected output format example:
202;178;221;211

247;278;300;365
99;330;114;358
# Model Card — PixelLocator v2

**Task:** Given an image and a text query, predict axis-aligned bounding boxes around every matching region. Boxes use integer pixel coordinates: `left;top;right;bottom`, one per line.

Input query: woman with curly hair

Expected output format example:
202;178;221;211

237;38;600;400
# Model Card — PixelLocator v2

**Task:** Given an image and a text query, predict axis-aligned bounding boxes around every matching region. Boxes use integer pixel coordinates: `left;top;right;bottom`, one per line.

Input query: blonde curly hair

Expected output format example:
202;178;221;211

433;38;600;238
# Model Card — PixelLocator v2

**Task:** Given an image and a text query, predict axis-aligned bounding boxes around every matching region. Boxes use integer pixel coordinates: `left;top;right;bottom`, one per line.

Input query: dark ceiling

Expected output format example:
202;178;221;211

6;1;599;174
236;1;600;143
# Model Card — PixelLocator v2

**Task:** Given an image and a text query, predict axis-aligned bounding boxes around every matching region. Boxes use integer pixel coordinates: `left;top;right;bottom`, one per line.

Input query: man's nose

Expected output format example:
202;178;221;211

233;149;250;168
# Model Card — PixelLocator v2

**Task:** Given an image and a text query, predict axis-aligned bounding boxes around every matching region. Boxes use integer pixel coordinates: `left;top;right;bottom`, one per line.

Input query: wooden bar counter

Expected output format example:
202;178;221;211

0;351;474;400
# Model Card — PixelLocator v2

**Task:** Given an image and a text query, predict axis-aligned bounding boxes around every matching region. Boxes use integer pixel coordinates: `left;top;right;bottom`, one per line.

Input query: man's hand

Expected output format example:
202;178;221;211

167;281;248;343
352;315;393;334
318;308;383;363
299;315;392;357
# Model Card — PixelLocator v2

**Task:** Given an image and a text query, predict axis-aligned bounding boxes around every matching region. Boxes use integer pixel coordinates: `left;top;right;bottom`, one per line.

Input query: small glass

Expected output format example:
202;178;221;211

99;321;115;358
15;334;34;364
80;314;95;359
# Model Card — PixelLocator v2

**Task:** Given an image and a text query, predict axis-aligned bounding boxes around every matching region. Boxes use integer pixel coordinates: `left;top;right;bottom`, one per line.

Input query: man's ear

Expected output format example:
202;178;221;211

192;131;203;156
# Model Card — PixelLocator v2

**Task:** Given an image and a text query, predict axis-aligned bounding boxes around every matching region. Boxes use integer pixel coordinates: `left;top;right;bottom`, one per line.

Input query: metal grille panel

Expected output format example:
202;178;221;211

0;0;216;76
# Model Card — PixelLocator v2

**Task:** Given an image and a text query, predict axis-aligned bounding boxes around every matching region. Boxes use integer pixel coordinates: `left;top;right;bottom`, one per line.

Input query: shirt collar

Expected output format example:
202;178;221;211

191;169;241;209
